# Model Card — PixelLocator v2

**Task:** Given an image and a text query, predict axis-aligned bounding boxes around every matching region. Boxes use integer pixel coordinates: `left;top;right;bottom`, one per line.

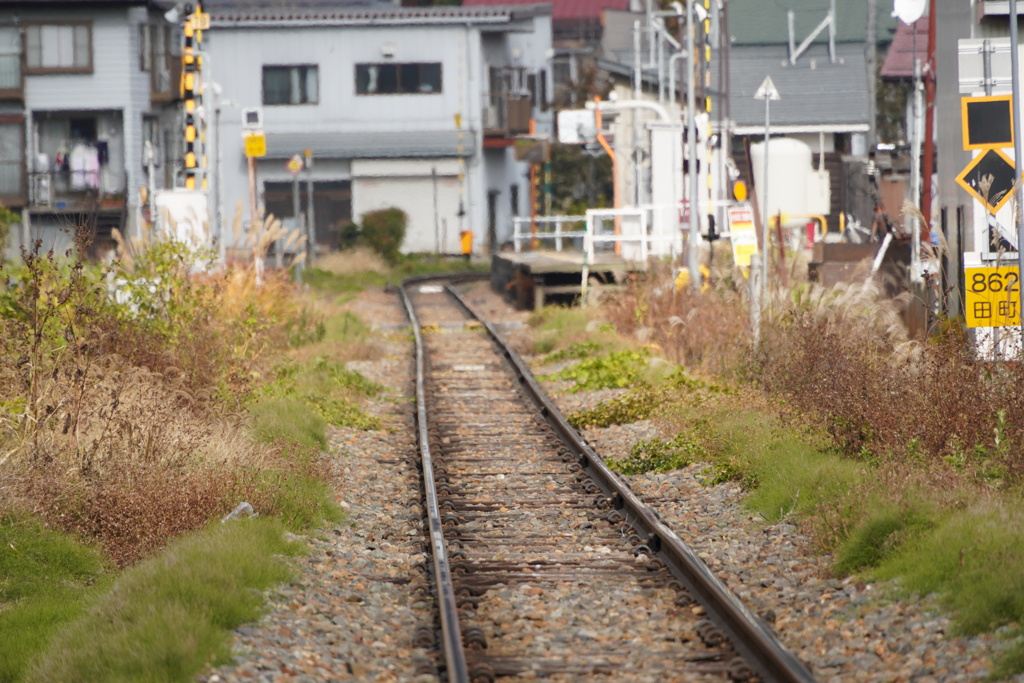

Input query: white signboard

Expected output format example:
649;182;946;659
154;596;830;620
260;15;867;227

958;38;1024;93
556;109;597;145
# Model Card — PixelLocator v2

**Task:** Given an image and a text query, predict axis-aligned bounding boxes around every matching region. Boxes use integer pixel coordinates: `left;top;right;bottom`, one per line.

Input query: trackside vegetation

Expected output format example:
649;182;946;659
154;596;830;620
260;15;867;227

530;257;1024;676
0;228;427;681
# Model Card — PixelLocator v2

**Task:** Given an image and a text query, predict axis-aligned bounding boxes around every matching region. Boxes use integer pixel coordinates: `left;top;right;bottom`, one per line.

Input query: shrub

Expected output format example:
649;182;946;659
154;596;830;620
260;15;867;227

337;221;360;250
359;207;407;264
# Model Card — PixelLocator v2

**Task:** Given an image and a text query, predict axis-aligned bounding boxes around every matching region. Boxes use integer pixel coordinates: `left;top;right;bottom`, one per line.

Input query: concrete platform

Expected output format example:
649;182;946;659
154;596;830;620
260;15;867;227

490;251;643;309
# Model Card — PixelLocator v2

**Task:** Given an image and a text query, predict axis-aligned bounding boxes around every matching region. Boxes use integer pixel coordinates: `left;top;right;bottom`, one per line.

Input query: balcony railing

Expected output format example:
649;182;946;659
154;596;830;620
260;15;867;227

29;171;125;212
484;93;531;136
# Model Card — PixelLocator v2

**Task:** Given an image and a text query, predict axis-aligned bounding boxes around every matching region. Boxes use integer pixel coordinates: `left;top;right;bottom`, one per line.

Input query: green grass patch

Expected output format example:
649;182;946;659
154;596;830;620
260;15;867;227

697;408;862;522
606;429;708;475
528;305;596;334
876;496;1024;633
832;499;933;575
248;396;329;450
323;310;374;345
0;516;111;683
252;356;384;435
303;267;390;296
539;349;661;393
529;307;618;356
568;371;734;429
25;518;306;683
540;340;606;365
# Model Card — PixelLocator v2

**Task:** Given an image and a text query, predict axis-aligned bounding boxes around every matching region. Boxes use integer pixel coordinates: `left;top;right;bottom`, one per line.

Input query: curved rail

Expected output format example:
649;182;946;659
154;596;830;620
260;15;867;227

403;273;816;683
400;280;471;683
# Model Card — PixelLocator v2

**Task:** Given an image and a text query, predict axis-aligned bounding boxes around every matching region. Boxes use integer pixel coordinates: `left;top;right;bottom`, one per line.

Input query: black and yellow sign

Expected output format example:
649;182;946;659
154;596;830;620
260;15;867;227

965;265;1021;328
961;95;1014;150
956;148;1016;215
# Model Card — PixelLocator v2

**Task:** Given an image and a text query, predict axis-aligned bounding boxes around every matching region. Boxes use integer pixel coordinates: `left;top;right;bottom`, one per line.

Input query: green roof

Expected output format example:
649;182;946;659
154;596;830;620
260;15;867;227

726;0;899;46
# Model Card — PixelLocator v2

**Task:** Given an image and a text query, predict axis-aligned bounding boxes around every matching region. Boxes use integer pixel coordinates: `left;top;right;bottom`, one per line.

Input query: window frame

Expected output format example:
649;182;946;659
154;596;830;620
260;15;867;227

261;64;319;106
355;62;443;95
0;24;23;98
24;21;93;75
0;114;26;206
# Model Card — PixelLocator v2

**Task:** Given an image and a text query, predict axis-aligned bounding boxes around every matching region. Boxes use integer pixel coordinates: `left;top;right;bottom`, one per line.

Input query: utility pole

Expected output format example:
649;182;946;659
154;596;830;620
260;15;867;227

920;0;936;243
867;0;877;150
1011;0;1024;341
305;148;315;267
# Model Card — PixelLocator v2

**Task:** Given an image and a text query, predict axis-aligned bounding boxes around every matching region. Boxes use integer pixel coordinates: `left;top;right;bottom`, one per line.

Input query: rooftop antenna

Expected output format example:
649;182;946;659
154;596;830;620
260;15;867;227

786;0;836;65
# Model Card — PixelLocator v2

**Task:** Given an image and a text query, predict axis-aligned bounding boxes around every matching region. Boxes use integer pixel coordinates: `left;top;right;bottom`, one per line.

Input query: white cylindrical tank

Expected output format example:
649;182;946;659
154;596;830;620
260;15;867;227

749;137;813;228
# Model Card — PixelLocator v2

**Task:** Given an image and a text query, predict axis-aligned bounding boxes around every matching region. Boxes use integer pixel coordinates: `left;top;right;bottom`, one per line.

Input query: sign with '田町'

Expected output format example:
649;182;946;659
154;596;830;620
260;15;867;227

964;265;1021;328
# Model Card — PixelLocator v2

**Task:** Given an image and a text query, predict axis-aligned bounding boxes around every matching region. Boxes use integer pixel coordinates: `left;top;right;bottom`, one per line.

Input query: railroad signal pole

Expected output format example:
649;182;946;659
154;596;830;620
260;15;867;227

180;2;208;192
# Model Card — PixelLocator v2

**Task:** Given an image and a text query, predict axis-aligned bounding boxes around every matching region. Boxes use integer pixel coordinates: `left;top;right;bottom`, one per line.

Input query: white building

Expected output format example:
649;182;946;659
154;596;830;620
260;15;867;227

203;0;554;256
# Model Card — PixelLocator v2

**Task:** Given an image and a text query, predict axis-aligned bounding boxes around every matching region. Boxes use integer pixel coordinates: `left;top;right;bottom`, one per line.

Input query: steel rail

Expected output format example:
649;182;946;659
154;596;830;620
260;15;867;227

441;281;818;683
399;279;470;683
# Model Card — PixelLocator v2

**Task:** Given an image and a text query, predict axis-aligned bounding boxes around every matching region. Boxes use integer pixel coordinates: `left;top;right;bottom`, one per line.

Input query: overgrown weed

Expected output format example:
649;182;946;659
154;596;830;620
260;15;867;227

0;221;342;680
584;255;1024;673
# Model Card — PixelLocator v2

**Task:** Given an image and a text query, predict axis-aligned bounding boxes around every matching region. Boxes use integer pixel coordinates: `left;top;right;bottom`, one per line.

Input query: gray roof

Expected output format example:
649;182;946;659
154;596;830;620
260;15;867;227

205;0;551;25
0;0;173;6
726;0;897;46
264;130;476;160
728;42;869;133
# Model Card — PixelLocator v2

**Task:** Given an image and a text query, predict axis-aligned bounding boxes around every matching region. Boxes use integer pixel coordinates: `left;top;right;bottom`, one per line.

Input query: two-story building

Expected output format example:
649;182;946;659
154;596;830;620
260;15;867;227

0;0;182;259
203;0;553;256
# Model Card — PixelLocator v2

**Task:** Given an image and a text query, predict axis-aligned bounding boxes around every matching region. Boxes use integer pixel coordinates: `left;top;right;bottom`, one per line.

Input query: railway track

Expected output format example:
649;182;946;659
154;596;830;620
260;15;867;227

400;277;816;683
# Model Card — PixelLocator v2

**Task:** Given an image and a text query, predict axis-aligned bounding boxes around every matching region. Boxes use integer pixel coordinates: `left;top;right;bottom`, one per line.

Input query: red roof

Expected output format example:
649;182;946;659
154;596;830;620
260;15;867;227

461;0;628;22
880;17;928;79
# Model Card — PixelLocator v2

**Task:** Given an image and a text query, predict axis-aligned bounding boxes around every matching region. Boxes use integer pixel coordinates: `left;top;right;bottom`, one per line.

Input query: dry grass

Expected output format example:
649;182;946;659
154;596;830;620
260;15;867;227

604;256;1024;484
313;247;390;275
603;261;753;380
0;226;325;567
0;362;319;566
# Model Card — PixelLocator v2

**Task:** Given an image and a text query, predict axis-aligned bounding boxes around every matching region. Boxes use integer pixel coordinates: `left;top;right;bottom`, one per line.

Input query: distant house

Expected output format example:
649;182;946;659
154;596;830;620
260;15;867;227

203;0;554;255
0;0;181;259
722;0;897;236
462;0;630;108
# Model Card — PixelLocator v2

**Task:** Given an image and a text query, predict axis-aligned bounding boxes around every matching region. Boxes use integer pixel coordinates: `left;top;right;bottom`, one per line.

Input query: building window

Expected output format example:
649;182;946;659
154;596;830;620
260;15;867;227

263;65;318;105
356;63;442;95
25;22;92;74
140;23;175;97
0;117;25;202
0;27;21;93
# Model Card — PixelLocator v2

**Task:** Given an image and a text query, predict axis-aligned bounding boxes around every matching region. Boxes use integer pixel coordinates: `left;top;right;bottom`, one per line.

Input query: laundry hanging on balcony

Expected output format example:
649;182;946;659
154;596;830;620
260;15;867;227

69;143;100;191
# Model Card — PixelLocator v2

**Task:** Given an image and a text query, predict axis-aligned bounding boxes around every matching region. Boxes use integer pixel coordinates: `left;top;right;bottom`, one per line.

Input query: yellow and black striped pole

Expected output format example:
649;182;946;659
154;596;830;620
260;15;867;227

181;2;205;191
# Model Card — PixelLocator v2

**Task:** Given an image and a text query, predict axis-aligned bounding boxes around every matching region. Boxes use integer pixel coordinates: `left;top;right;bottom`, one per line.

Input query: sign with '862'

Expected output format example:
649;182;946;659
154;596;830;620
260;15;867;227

965;266;1021;328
